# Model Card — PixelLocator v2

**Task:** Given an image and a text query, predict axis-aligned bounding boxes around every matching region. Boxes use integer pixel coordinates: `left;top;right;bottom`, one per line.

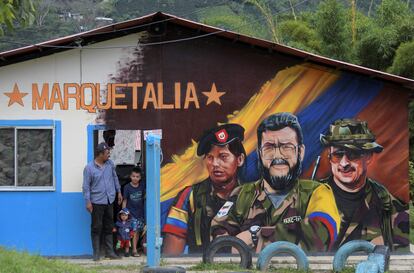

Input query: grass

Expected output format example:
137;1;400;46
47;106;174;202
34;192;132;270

267;267;309;273
189;262;247;271
337;268;355;273
90;264;143;271
188;262;356;273
0;247;97;273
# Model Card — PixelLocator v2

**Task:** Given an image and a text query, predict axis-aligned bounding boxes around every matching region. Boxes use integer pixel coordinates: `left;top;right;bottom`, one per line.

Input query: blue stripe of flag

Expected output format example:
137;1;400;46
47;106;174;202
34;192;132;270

165;217;187;230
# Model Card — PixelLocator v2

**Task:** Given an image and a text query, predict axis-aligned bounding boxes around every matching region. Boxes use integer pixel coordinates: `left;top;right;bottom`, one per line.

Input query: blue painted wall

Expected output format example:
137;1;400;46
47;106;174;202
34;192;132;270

0;120;92;256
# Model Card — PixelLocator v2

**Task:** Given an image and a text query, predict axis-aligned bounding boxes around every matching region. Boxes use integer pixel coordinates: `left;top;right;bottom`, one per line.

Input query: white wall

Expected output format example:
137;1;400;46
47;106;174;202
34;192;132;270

0;33;143;192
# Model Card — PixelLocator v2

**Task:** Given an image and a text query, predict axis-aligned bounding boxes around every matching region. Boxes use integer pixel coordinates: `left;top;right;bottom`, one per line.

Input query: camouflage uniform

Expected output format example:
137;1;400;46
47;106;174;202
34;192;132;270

163;123;246;254
314;118;410;252
211;179;327;252
316;176;409;251
162;178;229;253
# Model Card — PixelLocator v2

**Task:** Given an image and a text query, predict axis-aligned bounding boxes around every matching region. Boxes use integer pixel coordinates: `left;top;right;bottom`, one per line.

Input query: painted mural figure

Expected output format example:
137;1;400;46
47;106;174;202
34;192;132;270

305;119;409;251
162;124;246;255
82;142;123;261
211;113;322;252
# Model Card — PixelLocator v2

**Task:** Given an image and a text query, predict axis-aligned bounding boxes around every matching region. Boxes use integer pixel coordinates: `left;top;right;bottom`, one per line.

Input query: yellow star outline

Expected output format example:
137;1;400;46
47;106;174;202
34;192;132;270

202;83;226;106
4;83;28;107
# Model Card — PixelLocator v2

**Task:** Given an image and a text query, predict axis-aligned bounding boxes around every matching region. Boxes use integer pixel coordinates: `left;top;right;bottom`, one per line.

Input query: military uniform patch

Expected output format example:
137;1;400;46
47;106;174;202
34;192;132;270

216;201;233;217
283;215;302;224
215;129;228;143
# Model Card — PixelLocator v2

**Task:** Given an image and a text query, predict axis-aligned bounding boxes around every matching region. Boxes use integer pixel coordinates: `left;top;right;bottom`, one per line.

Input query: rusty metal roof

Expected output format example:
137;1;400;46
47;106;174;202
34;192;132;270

1;12;413;90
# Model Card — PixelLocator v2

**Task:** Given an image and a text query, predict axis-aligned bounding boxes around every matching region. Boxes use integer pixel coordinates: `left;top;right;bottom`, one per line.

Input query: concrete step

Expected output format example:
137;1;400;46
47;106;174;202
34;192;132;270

64;244;414;272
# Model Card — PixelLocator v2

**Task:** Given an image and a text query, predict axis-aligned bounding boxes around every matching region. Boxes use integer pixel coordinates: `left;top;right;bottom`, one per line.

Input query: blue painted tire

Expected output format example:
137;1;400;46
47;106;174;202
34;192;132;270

367;253;386;273
257;241;309;271
371;245;390;273
356;261;380;273
333;240;375;273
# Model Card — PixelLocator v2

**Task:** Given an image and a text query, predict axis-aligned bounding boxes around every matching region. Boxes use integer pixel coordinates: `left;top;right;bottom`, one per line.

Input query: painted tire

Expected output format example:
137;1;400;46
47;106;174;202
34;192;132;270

356;261;380;273
372;245;390;273
333;240;375;273
256;241;309;271
203;236;252;269
142;266;186;273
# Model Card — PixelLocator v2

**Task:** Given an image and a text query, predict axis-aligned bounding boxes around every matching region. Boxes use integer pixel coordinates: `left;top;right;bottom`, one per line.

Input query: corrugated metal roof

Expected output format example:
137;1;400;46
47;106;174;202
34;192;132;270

1;12;413;90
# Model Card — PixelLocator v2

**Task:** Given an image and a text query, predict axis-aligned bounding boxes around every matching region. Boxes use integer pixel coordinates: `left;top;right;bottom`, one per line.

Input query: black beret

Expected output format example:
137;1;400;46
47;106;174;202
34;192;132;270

197;124;245;156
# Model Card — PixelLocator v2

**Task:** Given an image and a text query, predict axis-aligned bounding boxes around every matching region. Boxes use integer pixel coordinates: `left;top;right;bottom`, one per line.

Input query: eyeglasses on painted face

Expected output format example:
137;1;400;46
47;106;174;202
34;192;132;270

260;143;297;160
328;150;366;163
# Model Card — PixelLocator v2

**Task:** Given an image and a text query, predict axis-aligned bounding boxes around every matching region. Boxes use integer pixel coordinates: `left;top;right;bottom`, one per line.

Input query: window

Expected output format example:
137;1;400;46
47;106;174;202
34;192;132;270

0;127;54;190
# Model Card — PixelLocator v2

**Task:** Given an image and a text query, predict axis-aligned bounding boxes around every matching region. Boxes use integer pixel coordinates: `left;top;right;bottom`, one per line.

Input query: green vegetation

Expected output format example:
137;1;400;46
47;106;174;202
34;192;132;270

389;41;414;79
0;0;413;79
338;268;355;273
0;247;96;273
267;267;309;273
2;0;411;80
189;262;356;272
315;0;349;61
0;0;36;35
90;264;143;271
189;262;247;271
189;262;306;272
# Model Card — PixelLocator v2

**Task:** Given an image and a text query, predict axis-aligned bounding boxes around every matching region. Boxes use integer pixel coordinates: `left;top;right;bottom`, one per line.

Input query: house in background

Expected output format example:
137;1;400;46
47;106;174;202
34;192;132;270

0;12;413;256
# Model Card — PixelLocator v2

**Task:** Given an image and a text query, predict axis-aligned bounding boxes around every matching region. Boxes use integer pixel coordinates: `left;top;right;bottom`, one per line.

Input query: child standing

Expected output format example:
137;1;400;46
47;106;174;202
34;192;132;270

114;208;134;257
122;167;145;257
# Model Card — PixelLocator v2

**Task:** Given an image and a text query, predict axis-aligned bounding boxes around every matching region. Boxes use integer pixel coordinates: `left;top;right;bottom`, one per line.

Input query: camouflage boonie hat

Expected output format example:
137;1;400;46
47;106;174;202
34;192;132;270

320;119;383;153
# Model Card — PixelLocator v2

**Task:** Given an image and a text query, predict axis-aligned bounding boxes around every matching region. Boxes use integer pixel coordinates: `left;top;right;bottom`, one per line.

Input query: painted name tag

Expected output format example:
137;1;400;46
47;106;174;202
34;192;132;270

216;201;234;218
283;215;302;224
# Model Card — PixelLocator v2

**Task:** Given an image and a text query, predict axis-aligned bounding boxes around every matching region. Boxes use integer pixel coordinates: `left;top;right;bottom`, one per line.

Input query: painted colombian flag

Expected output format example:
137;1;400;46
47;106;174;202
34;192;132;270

305;184;341;246
159;63;409;228
162;187;192;238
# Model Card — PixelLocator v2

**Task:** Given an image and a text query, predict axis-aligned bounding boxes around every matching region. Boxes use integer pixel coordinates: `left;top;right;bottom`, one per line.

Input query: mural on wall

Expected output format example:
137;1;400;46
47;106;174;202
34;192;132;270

153;64;410;255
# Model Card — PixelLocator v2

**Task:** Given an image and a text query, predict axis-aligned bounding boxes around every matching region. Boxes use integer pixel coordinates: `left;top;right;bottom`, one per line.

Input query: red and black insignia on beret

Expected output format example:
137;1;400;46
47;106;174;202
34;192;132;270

215;129;229;143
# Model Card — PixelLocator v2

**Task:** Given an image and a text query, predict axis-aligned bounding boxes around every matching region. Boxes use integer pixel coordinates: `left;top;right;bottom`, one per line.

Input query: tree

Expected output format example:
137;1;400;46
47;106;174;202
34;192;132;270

356;0;414;70
245;0;279;43
0;0;36;35
198;5;265;38
388;41;414;78
315;0;350;61
279;19;321;53
355;25;399;70
375;0;410;28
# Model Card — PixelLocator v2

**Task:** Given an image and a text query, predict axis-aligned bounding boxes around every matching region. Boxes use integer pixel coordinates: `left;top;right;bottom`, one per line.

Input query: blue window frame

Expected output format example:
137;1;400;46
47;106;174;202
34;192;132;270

0;120;61;191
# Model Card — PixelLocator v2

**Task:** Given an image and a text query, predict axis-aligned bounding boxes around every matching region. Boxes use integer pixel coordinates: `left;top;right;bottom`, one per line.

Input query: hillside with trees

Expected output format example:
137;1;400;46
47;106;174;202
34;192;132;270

0;1;413;78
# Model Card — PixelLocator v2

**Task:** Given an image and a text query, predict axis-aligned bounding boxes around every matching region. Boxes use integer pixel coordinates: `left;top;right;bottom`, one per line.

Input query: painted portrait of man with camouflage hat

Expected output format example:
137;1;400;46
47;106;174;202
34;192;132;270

305;119;409;252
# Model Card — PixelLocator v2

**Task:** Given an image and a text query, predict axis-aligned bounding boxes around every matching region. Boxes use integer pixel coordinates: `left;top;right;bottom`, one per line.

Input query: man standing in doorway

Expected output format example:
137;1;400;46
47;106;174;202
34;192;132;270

83;142;123;261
